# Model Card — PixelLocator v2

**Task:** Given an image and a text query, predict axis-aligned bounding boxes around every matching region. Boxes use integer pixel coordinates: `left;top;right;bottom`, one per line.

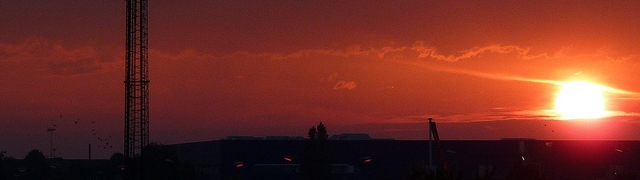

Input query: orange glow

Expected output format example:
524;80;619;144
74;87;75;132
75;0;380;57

236;163;244;168
284;157;292;162
554;81;607;120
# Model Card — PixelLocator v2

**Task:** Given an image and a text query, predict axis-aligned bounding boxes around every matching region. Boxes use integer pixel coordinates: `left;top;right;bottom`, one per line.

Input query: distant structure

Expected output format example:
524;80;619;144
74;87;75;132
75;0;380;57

329;133;372;140
222;134;384;141
223;136;305;140
124;0;149;179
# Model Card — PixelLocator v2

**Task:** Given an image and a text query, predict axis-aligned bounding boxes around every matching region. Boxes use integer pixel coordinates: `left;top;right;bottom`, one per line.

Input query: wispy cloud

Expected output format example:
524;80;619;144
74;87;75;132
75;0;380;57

411;42;546;61
143;40;639;99
398;59;640;99
333;81;357;90
0;37;121;75
208;41;632;68
320;73;339;82
393;108;640;124
399;109;558;123
216;46;407;60
149;49;215;61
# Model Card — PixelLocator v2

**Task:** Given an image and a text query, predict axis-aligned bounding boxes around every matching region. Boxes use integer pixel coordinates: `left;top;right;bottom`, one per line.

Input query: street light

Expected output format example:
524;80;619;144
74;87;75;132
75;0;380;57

47;127;55;158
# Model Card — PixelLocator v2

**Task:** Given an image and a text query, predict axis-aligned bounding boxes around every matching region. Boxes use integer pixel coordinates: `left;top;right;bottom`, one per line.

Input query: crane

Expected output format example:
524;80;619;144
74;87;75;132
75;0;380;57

429;118;449;171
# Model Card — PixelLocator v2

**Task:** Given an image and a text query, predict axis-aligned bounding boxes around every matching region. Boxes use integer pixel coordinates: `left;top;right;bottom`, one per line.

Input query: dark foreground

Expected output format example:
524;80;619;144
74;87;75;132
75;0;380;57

2;139;638;180
171;139;640;180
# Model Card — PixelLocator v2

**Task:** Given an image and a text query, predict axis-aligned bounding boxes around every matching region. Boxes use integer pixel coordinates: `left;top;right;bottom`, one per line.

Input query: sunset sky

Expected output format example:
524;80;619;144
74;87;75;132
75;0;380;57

2;1;640;159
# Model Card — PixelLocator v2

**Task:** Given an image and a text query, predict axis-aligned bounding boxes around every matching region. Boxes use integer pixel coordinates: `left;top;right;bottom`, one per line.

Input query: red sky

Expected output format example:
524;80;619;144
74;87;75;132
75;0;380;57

2;1;640;159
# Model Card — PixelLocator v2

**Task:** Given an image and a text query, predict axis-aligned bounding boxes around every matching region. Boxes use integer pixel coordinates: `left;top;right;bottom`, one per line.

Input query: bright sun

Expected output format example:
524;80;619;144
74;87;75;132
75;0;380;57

554;81;607;120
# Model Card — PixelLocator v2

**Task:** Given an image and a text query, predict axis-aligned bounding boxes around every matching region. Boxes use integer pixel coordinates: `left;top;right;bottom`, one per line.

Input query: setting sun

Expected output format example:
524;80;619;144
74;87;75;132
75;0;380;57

555;81;607;120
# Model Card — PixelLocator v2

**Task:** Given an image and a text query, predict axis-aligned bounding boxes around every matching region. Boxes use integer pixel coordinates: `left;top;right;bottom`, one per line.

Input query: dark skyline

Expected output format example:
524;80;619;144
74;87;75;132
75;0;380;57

2;1;640;159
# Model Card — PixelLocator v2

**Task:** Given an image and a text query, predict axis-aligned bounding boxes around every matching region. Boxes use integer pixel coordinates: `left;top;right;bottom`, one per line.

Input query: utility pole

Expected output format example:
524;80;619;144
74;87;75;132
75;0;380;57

124;0;149;179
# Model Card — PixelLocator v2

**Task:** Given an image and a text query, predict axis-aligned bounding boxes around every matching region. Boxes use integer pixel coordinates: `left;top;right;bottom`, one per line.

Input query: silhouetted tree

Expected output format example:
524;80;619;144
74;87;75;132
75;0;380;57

308;126;317;140
24;149;49;180
110;152;125;165
107;152;125;180
316;122;328;140
301;122;331;180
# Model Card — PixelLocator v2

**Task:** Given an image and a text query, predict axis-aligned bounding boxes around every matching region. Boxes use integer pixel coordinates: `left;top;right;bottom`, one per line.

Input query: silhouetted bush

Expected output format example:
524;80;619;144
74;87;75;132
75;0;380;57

24;149;49;180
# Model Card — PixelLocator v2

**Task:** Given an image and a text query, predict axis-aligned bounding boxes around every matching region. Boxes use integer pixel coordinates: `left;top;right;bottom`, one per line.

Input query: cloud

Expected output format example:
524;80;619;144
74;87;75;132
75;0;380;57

412;42;535;61
326;73;338;82
211;41;545;62
0;37;121;75
47;58;103;75
143;41;638;98
333;81;357;90
139;39;634;75
319;73;356;90
210;40;634;72
319;73;339;82
149;49;215;61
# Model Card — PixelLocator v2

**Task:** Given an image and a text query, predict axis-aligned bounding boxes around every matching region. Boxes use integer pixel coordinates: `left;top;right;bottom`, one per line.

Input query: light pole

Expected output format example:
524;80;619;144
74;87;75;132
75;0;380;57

428;118;433;171
47;127;55;158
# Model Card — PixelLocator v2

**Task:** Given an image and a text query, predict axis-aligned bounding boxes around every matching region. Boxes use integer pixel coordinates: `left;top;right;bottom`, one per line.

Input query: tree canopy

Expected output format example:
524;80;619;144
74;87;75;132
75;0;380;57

24;149;49;180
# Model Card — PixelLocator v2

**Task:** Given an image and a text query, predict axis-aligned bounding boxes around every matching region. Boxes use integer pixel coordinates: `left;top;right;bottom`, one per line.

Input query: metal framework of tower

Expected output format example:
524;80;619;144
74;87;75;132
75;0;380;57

124;0;149;179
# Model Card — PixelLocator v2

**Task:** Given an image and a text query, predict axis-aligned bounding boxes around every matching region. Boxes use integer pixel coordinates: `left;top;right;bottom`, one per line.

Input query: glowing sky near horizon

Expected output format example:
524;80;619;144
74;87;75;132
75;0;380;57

2;0;640;159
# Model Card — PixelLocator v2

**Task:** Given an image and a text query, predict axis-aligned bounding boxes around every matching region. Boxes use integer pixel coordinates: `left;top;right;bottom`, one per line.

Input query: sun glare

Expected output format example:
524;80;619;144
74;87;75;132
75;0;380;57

554;81;607;120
